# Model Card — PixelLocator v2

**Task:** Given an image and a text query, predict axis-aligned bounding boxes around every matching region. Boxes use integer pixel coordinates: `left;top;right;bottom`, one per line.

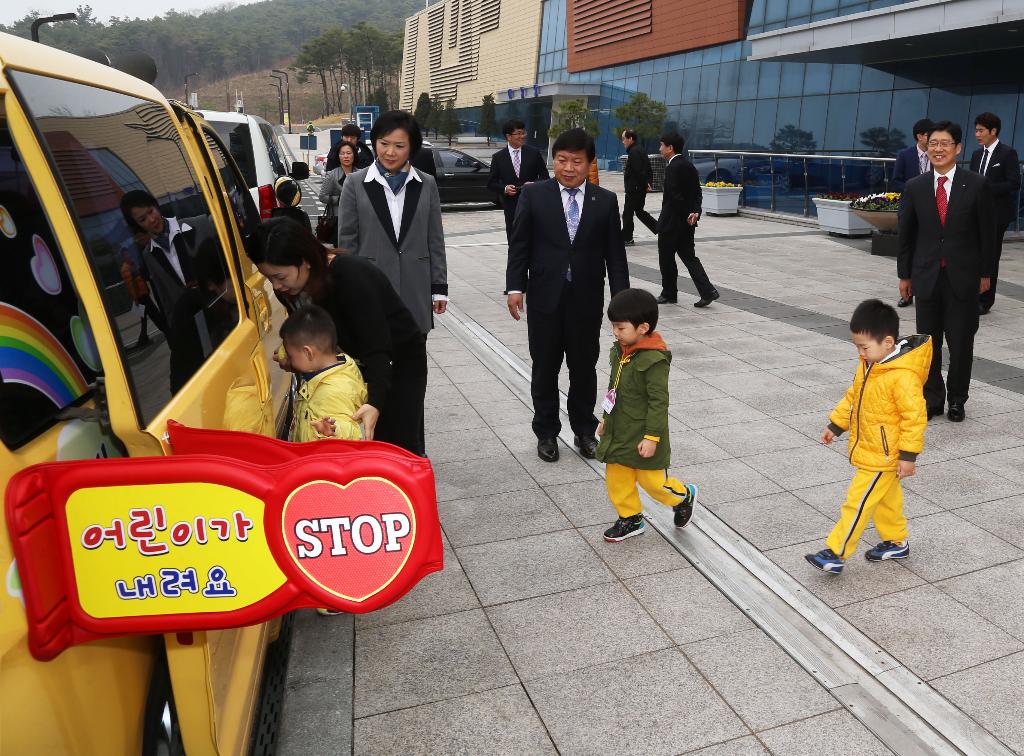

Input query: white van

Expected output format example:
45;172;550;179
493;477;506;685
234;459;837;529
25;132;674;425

198;110;291;218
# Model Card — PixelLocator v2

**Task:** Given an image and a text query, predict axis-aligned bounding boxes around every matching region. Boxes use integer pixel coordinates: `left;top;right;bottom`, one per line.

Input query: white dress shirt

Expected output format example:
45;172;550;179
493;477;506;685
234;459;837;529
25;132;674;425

933;164;956;203
147;217;192;284
979;139;1000;175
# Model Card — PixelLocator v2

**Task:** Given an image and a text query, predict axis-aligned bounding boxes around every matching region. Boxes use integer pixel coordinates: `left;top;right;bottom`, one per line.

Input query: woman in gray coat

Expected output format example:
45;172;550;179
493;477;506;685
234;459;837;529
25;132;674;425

318;140;356;217
337;110;447;334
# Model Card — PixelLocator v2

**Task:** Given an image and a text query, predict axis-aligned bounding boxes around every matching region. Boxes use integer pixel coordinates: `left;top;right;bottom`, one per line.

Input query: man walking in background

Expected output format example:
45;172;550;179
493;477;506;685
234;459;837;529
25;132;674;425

898;121;996;423
970;112;1020;315
620;129;658;246
656;131;719;308
489;119;550;239
506;128;629;463
891;119;934;308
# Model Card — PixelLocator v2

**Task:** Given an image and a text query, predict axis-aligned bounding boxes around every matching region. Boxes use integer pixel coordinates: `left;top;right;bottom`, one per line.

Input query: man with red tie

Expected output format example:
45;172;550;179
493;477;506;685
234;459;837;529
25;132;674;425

898;121;996;423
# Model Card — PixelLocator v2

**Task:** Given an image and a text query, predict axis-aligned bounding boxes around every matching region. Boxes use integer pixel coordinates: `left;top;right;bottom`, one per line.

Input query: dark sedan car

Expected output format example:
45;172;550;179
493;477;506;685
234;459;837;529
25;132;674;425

430;147;499;205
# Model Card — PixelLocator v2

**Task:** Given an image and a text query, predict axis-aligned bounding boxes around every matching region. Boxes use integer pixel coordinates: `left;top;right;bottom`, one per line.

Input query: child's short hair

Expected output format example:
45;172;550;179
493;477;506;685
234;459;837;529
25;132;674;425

607;288;659;331
850;299;899;342
280;305;337;354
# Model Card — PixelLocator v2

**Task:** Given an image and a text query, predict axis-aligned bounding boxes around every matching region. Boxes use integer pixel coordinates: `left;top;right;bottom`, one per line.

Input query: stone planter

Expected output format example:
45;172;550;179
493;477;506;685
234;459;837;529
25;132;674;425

701;185;742;216
812;198;873;237
852;209;899;233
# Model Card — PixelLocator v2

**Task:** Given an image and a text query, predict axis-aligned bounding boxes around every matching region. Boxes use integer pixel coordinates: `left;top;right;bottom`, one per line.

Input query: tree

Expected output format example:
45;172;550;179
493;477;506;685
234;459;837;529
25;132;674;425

413;92;432;131
369;86;390;111
613;93;667;146
426;94;444;137
441;99;459;145
859;126;906;156
549;99;597;139
480;93;497;144
770;124;817;153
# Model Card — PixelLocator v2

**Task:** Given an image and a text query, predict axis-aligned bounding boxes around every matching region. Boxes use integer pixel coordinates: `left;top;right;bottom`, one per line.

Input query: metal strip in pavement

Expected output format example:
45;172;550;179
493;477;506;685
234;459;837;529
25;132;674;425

626;260;1024;395
440;301;1014;756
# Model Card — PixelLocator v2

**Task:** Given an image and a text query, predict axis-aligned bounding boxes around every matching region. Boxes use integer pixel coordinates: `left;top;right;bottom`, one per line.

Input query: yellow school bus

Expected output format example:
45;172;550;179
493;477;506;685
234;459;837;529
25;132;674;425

0;31;289;754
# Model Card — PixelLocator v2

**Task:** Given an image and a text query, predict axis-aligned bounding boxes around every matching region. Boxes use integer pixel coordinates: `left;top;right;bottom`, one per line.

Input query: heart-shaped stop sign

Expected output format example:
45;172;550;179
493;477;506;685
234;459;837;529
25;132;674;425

281;478;417;602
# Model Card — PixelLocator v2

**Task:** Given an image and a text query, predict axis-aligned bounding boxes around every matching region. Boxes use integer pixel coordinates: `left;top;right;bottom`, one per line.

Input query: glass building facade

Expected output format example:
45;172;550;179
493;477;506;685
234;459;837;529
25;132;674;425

491;0;1024;175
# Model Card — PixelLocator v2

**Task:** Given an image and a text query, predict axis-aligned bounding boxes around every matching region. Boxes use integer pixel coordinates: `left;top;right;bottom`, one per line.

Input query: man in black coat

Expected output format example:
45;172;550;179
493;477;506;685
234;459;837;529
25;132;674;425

891;118;934;307
656;131;719;307
506;128;629;463
970;112;1020;314
488;119;550;238
620;128;658;245
898;121;996;422
325;123;374;172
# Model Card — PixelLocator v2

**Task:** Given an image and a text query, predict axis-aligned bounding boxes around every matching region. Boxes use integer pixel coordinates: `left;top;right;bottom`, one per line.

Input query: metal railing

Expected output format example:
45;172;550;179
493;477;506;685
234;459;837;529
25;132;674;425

684;149;1023;232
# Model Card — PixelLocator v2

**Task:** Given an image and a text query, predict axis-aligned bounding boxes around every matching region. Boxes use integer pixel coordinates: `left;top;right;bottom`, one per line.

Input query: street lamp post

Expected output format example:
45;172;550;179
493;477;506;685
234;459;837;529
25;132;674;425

272;69;292;134
269;75;285;127
31;13;76;42
339;84;348;120
184;72;199;108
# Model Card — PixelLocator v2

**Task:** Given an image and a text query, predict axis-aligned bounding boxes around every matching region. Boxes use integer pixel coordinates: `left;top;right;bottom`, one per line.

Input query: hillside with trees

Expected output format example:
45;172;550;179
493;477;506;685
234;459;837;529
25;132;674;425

2;0;414;104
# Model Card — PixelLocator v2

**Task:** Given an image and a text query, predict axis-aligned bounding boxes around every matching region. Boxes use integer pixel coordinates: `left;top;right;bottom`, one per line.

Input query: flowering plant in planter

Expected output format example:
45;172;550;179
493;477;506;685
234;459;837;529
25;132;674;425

816;192;861;202
703;181;741;188
850;192;900;211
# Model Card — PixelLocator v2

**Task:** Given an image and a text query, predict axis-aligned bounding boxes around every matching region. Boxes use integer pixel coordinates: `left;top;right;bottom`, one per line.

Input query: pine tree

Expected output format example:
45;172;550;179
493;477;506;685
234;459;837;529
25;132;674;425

480;93;497;145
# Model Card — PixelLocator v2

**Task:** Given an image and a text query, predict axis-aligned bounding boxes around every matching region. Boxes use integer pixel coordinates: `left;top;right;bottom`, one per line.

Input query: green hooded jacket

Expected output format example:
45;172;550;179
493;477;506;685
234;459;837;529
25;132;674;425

595;333;672;470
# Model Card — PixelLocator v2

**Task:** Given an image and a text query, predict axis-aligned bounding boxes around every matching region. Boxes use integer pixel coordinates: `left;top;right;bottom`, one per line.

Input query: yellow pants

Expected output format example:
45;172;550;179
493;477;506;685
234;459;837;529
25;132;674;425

606;464;688;518
826;469;907;560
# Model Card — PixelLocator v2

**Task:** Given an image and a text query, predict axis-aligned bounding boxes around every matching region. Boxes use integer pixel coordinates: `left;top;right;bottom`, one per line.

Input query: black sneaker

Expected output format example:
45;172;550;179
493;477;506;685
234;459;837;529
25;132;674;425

604;514;645;542
672;483;698;528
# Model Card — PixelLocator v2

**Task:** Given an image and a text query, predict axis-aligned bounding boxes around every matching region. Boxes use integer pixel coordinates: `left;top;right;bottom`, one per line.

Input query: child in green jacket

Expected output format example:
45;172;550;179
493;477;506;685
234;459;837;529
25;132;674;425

596;289;698;542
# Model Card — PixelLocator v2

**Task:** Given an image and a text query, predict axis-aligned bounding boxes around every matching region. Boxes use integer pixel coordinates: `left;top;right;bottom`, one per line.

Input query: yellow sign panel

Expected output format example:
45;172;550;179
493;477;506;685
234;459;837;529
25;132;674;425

66;483;286;618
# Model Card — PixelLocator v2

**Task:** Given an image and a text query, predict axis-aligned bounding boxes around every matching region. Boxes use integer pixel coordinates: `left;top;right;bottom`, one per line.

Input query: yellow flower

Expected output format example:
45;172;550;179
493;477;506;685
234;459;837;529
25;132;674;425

704;181;740;188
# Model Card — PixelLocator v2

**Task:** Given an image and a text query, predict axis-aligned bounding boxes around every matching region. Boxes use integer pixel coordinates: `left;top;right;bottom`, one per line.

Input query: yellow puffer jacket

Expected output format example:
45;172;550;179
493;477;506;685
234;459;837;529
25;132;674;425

291;356;368;442
827;335;931;471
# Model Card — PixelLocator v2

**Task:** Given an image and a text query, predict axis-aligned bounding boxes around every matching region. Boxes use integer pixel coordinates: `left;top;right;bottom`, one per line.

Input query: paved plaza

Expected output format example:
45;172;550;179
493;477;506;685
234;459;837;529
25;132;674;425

281;168;1024;755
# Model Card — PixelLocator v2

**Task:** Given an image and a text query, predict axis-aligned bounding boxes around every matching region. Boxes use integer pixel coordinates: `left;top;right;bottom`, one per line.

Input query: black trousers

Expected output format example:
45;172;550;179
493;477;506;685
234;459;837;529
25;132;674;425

374;345;428;456
658;226;716;300
622;190;658;240
526;281;602;440
503;199;519;240
979;221;1010;310
916;268;979;407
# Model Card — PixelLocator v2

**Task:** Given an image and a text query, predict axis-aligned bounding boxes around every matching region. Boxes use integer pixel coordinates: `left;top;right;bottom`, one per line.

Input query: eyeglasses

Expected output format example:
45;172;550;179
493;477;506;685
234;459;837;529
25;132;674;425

927;140;956;148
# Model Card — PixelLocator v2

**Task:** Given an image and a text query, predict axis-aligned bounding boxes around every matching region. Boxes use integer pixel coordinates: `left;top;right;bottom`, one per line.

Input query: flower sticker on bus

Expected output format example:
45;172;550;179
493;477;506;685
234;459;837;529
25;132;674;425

30;235;62;296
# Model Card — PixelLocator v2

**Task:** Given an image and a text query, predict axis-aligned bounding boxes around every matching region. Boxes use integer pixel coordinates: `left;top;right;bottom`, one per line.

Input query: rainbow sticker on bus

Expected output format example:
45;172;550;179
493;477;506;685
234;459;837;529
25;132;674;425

0;302;89;407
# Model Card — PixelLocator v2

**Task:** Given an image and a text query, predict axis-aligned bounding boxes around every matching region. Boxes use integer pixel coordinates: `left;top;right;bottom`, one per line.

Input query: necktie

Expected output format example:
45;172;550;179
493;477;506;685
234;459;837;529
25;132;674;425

512;149;521;178
936;175;948;226
919;151;928;174
566;188;580;243
980;148;990;175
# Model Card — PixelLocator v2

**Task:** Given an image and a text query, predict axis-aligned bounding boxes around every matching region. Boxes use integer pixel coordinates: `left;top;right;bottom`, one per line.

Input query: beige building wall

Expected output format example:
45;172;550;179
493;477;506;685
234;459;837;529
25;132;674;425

400;0;542;112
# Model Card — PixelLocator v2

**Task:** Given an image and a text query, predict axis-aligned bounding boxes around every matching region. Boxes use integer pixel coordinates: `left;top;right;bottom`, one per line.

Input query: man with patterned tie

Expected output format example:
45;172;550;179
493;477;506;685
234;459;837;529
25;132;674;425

969;112;1020;315
506;129;629;463
898;121;996;423
488;119;550;239
891;119;934;308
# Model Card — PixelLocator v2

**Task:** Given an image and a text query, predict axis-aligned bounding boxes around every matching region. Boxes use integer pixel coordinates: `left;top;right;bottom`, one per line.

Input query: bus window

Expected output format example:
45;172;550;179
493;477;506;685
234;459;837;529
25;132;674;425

11;71;240;426
0;105;97;448
200;126;260;238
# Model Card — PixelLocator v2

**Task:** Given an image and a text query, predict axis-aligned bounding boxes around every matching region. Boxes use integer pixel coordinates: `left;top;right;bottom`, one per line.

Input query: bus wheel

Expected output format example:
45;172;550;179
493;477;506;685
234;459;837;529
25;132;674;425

142;651;185;756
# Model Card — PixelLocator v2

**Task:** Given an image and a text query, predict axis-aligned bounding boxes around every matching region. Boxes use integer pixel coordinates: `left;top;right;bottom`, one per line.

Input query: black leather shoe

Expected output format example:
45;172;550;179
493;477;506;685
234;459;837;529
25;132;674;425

574;434;598;459
897;296;914;308
979;304;991;315
694;290;720;308
656;295;677;305
926;405;944;420
947;403;965;422
537;438;559;462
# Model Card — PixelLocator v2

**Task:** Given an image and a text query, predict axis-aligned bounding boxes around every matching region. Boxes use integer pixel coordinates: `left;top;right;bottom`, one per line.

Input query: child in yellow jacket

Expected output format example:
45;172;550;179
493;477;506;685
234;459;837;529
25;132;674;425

280;305;367;442
806;299;931;575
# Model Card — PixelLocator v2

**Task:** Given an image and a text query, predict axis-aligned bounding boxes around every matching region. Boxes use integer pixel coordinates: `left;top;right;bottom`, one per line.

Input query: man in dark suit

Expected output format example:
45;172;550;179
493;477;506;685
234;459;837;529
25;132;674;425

488;119;550;239
620;128;657;245
898;121;996;423
506;128;629;463
891;119;934;308
970;112;1020;315
655;131;719;307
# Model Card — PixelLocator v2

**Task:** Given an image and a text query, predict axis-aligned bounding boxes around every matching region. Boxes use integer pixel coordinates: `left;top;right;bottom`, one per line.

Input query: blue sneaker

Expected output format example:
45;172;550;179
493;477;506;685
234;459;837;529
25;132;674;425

865;540;909;561
805;548;844;574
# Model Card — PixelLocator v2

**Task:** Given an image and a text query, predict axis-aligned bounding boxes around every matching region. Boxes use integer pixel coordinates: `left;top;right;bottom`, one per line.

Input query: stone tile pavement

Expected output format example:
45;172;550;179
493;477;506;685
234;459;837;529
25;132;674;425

303;171;1024;754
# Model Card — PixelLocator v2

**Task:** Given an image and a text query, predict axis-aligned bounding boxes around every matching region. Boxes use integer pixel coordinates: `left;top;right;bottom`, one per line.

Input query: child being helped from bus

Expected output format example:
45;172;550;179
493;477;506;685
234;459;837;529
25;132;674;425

280;305;367;442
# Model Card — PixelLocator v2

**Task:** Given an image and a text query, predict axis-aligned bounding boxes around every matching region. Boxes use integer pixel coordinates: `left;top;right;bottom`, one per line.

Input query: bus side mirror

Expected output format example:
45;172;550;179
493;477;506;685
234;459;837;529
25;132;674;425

289;162;310;181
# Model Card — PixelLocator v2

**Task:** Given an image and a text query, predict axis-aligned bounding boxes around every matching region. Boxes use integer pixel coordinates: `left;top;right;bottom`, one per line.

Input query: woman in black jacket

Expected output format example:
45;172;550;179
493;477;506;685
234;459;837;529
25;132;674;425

247;217;428;455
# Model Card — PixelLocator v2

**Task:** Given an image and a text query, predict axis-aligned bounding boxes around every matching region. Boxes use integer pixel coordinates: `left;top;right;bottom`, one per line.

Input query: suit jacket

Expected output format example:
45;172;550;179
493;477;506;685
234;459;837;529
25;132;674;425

506;179;629;316
891;145;927;192
623;143;653;194
658;155;701;236
337;166;447;334
897;169;997;300
144;214;214;320
487;144;549;208
969;141;1021;227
